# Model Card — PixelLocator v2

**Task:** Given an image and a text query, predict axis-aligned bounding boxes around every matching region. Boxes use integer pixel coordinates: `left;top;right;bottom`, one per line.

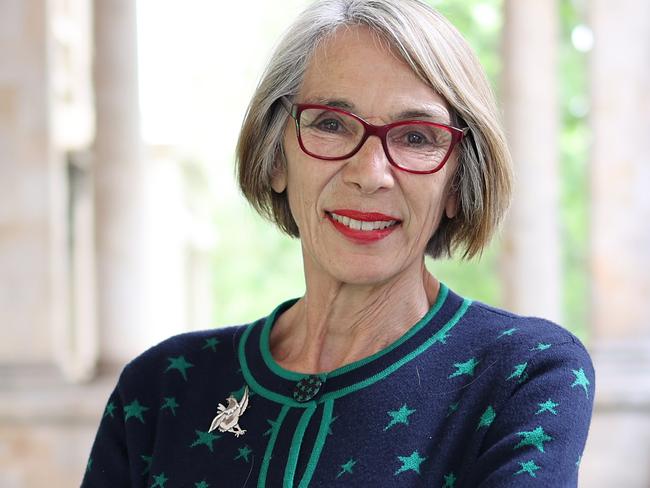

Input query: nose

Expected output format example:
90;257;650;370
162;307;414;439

341;135;395;194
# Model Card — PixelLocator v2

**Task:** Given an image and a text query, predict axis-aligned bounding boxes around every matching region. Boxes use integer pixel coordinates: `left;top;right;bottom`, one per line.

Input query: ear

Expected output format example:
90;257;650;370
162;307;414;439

270;164;287;193
444;191;458;219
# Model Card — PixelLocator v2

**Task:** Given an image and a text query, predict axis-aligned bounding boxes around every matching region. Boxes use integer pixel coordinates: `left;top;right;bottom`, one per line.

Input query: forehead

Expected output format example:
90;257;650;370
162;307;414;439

298;25;449;119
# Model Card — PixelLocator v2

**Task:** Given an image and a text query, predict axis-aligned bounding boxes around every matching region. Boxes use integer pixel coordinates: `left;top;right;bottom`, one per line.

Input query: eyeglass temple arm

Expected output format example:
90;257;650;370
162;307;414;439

279;96;294;115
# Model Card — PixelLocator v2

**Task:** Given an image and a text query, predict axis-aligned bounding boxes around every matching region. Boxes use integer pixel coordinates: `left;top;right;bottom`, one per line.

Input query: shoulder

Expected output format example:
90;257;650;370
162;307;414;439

116;322;254;394
464;300;591;361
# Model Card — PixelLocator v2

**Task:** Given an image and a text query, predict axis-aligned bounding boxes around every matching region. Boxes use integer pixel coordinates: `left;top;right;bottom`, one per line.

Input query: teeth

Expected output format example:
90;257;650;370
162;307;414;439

330;213;397;231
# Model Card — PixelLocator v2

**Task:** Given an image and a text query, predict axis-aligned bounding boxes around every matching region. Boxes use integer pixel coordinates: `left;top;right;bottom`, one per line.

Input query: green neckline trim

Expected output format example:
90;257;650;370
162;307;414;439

260;284;450;381
320;297;472;402
239;324;311;408
239;293;472;407
284;404;317;488
299;399;334;488
258;405;289;488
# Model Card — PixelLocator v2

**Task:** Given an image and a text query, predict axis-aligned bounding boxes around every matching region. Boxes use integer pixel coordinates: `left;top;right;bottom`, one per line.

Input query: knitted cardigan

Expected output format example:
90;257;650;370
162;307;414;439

82;284;595;487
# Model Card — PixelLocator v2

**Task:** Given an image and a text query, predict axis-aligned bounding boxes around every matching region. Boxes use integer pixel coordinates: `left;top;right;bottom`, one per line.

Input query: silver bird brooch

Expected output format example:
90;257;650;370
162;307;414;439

208;386;250;437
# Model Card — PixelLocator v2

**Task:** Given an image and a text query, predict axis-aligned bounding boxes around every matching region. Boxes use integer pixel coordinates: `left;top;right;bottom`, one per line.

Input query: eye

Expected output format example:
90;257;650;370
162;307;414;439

316;118;342;133
406;132;427;145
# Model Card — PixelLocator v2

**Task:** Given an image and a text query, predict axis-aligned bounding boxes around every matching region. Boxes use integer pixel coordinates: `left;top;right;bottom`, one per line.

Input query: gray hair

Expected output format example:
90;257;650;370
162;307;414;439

237;0;512;258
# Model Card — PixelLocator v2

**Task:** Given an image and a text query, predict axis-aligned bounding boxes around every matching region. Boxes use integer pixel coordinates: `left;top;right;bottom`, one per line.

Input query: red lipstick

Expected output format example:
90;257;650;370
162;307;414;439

325;209;401;244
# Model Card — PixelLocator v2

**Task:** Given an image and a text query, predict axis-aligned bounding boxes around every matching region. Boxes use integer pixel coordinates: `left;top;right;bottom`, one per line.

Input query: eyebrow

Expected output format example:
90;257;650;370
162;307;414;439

302;97;451;124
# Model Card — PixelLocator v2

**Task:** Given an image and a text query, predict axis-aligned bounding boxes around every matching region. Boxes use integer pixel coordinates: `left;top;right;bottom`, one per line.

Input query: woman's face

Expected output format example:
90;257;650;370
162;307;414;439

273;26;459;287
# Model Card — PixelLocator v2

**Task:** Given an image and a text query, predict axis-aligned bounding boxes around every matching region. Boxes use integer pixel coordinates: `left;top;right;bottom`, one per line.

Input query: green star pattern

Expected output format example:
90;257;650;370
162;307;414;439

165;356;194;381
384;404;416;431
498;327;517;338
506;362;528;382
141;454;153;475
394;451;426;476
234;445;253;462
151;472;169;487
571;368;590;398
477;405;496;430
124;399;149;424
336;458;357;478
448;357;479;379
531;342;552;351
190;430;221;452
443;472;457;487
446;401;460;417
202;337;220;352
103;401;116;419
535;399;559;415
194;481;209;488
514;460;541;478
515;425;553;452
160;397;179;416
576;455;582;467
263;418;279;437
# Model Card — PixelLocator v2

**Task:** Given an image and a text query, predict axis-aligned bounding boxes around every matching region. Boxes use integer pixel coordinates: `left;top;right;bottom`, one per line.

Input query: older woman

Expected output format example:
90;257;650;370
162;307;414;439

82;1;594;487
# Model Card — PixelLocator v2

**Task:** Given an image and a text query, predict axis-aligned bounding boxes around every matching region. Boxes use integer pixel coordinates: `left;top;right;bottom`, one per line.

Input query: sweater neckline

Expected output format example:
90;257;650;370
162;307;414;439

238;283;471;407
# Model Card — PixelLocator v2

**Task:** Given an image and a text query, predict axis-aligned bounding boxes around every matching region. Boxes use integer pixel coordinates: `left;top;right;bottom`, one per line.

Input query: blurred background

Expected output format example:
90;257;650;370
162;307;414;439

1;0;649;486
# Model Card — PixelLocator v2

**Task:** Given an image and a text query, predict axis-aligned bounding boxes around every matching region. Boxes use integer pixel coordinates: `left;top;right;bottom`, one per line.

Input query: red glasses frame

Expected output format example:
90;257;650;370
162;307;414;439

280;96;468;174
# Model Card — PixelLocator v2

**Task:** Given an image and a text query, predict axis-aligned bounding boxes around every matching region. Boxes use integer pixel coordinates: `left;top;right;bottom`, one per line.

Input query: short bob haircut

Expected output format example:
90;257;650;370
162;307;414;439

237;0;512;259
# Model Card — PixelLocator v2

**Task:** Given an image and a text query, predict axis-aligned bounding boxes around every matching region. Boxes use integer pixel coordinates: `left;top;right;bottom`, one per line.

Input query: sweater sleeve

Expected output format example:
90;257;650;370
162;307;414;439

469;339;595;487
80;384;133;487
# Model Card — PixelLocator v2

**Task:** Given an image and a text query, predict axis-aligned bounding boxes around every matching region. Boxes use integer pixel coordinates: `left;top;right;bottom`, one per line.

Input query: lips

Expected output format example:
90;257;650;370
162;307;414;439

325;209;401;243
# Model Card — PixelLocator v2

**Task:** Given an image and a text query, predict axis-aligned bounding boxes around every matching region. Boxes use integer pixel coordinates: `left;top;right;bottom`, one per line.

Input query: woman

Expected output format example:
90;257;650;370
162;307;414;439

82;1;594;486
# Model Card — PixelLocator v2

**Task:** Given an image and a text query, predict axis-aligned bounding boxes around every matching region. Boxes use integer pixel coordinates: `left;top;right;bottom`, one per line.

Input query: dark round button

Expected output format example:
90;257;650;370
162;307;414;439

292;375;323;402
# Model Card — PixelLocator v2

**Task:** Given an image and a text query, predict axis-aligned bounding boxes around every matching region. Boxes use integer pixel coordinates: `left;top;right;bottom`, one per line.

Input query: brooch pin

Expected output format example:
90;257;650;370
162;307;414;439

208;386;250;437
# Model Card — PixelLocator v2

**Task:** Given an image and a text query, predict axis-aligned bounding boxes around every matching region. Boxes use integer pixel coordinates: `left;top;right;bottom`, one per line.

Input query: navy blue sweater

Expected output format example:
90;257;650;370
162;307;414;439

82;285;595;487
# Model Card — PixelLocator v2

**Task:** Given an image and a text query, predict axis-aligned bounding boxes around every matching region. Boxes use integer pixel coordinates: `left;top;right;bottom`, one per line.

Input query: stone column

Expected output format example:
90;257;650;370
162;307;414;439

589;0;650;344
580;3;650;486
93;0;147;364
500;0;562;323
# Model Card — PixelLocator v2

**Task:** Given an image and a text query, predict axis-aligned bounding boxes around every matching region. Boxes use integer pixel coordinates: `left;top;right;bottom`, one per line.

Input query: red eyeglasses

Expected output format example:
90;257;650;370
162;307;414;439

281;96;468;174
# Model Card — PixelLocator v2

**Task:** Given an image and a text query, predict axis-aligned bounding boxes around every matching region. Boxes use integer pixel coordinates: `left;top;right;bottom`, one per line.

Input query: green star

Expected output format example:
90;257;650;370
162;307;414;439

103;401;116;419
394;450;426;476
515;426;553;452
202;337;220;352
194;481;209;488
446;402;460;417
190;430;221;452
448;357;480;379
514;460;541;478
498;327;517;338
141;454;153;475
124;399;149;423
165;355;194;381
327;415;338;435
336;458;357;478
234;445;253;463
263;418;279;437
477;405;496;430
443;472;457;487
384;404;416;431
160;397;179;416
151;472;169;488
571;368;590;398
535;399;559;416
531;342;552;352
576;455;582;467
86;457;93;473
506;362;528;382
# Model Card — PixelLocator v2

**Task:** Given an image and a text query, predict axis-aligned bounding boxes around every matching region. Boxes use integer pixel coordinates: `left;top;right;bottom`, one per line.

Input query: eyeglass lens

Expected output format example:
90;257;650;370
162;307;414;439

298;107;453;172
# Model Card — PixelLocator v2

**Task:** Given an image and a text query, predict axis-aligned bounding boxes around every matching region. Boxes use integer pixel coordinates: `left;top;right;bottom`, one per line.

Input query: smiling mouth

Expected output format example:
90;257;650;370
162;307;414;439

325;210;401;232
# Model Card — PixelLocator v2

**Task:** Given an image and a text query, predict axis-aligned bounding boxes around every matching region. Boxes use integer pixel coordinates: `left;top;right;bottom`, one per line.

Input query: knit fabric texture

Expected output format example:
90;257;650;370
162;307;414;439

81;284;595;487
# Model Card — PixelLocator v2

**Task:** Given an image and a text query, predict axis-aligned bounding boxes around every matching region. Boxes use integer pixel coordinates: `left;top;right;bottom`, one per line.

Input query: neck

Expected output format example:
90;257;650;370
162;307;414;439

269;259;440;374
